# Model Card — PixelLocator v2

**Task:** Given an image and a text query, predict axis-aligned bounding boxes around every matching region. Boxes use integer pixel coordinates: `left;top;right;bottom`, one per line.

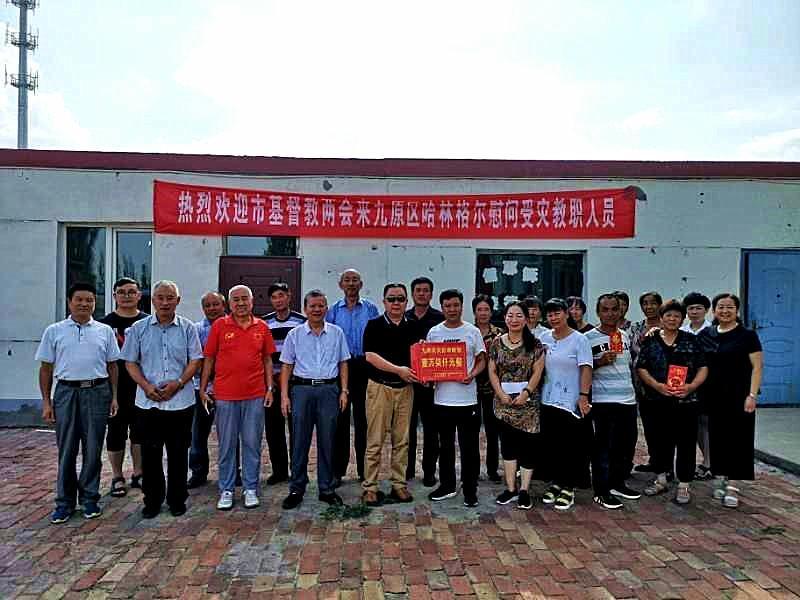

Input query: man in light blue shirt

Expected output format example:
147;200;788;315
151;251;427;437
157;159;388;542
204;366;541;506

281;289;350;510
122;280;203;519
188;291;227;489
325;268;379;484
36;282;120;525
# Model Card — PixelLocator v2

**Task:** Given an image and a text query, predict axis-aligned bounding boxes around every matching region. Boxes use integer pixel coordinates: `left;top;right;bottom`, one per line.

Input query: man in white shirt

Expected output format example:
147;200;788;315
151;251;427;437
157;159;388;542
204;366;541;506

36;283;120;524
426;289;486;507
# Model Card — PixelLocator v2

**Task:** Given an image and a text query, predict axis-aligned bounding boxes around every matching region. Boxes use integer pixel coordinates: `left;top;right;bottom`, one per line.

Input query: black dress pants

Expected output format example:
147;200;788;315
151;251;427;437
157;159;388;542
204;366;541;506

477;390;500;476
406;383;440;480
136;405;194;511
334;357;368;479
264;383;292;478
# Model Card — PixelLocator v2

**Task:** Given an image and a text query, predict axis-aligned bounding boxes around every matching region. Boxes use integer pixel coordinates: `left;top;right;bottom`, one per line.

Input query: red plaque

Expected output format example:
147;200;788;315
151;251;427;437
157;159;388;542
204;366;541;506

609;330;623;353
411;341;468;383
667;365;688;389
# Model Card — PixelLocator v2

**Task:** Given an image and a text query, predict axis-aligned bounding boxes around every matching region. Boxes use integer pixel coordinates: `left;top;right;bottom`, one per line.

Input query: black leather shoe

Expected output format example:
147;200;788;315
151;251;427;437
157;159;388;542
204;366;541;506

282;492;303;510
266;473;288;486
169;504;187;517
319;492;343;506
187;475;207;489
141;505;160;519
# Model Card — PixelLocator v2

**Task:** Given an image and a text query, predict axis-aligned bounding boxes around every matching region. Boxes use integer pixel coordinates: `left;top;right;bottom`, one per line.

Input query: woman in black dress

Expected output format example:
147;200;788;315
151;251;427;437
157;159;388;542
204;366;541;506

700;293;763;508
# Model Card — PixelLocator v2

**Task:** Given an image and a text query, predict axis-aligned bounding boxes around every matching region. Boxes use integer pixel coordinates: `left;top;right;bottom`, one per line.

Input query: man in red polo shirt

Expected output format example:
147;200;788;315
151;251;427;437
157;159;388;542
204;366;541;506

200;285;276;511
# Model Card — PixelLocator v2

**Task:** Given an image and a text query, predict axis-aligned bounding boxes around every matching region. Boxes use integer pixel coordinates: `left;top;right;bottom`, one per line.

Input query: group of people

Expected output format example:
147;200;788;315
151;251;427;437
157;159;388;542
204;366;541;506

37;271;763;524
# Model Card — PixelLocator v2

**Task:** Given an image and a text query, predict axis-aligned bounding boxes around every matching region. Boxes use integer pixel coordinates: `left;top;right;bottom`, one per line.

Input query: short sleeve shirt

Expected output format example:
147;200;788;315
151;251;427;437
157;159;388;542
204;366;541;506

263;311;307;375
489;335;544;433
100;311;149;400
363;314;418;387
540;330;593;416
35;318;120;380
203;315;276;401
426;321;485;407
584;328;636;405
635;330;707;403
120;314;204;410
280;322;351;379
325;298;379;358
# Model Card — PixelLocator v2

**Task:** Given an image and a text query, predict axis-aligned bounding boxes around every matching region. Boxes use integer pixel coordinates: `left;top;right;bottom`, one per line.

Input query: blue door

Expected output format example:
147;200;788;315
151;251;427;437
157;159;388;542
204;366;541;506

746;251;800;406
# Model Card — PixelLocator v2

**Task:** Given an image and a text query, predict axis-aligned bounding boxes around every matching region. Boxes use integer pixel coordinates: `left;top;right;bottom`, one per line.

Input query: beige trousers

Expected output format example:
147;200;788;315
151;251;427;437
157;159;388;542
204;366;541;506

362;379;413;492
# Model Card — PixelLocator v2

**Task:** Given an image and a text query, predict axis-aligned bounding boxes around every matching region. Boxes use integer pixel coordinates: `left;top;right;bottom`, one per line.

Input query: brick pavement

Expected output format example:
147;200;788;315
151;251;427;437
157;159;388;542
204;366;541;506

1;426;799;599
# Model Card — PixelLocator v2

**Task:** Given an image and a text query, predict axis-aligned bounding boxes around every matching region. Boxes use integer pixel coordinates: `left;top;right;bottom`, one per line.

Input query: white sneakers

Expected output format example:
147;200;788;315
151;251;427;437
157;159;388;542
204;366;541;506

243;489;260;509
217;490;234;510
217;489;261;510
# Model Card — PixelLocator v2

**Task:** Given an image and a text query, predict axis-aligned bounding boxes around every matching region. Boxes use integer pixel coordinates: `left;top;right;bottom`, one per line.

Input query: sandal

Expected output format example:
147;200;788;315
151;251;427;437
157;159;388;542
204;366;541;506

130;474;142;489
644;474;669;496
110;477;128;497
694;465;713;480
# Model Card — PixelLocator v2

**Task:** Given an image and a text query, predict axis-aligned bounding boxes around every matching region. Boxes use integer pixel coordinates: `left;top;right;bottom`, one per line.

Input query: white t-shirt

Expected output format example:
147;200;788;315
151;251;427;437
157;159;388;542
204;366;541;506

531;324;549;340
540;330;592;415
680;319;712;335
426;321;485;406
583;328;636;405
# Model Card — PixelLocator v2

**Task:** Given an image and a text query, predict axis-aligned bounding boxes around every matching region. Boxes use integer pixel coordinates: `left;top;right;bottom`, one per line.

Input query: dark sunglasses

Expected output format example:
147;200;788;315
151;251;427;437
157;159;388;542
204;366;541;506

384;296;407;303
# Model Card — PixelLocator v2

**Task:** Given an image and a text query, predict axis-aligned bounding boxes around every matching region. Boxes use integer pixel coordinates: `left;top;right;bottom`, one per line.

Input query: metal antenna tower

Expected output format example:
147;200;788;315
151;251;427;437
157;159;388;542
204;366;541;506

5;0;39;149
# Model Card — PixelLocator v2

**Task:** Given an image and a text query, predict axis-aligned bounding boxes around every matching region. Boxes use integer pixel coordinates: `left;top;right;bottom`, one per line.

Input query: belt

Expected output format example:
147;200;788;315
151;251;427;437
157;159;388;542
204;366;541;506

60;378;109;389
291;377;337;386
370;378;409;389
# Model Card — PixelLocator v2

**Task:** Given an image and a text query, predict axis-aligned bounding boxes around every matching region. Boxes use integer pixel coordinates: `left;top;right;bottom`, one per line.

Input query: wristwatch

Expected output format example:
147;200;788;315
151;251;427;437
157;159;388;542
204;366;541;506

341;389;349;394
177;378;185;390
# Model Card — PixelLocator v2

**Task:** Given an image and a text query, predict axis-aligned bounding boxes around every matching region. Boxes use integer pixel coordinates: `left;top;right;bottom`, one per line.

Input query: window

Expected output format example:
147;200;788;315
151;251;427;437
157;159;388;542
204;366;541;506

66;227;106;319
65;226;153;318
225;236;297;257
475;251;584;324
116;231;153;312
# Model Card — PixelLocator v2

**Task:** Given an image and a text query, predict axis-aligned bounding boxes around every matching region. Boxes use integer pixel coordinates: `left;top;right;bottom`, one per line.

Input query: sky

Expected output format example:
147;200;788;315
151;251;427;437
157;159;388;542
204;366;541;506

0;0;798;160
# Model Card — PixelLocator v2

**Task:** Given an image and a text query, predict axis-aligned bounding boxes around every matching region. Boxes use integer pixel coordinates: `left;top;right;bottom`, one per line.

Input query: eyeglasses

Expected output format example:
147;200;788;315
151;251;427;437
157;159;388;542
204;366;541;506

115;290;139;297
385;296;407;303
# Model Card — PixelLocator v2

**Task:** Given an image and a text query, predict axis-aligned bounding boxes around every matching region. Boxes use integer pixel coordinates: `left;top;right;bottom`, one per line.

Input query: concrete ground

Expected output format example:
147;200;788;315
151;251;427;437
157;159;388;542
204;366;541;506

1;426;800;599
756;407;800;474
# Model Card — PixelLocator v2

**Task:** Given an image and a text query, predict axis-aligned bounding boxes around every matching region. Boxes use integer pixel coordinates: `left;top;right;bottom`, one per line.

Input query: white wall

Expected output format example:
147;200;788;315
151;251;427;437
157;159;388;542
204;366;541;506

2;166;799;402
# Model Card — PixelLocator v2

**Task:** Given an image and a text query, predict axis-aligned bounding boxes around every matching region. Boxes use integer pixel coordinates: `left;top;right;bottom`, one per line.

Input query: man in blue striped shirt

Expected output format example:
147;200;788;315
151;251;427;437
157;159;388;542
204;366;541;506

262;282;306;485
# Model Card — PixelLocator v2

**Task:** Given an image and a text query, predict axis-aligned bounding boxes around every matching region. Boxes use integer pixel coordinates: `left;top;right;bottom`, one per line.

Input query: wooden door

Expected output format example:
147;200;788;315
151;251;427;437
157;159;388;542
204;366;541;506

219;256;302;316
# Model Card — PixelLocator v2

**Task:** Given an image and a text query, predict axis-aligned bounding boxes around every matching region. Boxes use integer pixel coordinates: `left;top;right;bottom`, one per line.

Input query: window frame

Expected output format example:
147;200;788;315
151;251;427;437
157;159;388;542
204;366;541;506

474;249;587;324
223;235;299;257
59;224;155;318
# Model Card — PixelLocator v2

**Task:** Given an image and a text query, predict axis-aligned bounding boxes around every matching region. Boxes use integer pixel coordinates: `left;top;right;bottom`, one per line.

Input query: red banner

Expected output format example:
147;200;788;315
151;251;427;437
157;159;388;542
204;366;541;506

153;180;635;239
411;341;468;383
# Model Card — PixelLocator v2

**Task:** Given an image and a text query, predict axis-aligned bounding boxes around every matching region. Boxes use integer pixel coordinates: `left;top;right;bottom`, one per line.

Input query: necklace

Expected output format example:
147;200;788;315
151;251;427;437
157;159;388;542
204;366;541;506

506;334;523;345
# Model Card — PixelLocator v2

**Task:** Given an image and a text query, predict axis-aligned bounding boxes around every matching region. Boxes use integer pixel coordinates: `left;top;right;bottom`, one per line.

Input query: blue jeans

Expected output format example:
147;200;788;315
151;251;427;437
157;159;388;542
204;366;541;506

215;398;264;493
53;382;111;509
290;384;339;495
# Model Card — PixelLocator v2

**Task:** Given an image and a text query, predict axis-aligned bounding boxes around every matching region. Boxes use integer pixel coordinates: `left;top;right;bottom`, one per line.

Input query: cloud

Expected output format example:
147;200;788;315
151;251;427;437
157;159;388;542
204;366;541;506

0;43;90;149
620;107;664;132
170;0;599;159
738;128;800;161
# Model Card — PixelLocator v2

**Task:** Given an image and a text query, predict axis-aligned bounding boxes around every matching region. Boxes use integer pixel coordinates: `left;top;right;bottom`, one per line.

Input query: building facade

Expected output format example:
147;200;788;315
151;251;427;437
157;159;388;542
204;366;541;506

1;150;799;422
